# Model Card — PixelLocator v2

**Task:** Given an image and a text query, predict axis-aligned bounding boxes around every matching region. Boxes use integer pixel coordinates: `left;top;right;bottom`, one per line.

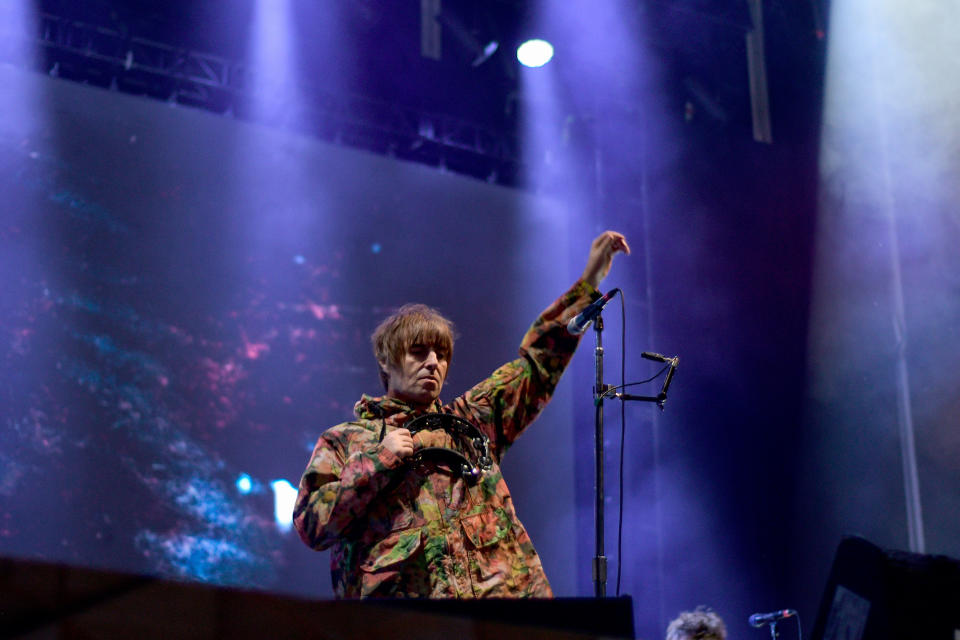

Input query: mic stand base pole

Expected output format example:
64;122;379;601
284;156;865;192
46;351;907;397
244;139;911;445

591;356;677;596
593;315;606;598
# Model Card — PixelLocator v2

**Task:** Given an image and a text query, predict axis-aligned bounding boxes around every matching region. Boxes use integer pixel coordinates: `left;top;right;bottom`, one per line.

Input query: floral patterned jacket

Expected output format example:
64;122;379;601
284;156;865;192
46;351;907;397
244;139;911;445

293;280;598;598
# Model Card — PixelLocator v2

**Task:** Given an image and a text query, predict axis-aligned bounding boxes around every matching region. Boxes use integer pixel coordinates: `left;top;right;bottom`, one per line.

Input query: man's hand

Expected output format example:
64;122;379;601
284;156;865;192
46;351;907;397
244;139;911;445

382;428;414;461
582;231;631;289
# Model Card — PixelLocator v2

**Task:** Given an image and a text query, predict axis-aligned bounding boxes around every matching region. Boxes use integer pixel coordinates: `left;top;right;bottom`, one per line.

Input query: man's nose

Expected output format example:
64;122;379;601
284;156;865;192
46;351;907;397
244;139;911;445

423;350;440;368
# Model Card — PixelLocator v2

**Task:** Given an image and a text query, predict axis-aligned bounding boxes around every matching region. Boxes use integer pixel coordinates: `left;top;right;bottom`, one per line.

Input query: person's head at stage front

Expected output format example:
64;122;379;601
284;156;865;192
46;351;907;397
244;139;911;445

665;606;727;640
372;303;455;410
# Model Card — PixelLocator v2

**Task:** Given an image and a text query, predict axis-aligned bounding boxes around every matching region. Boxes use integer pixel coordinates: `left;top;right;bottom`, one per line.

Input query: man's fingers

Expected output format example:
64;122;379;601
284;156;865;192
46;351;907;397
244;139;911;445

596;231;630;255
610;231;629;254
603;231;630;255
383;428;416;459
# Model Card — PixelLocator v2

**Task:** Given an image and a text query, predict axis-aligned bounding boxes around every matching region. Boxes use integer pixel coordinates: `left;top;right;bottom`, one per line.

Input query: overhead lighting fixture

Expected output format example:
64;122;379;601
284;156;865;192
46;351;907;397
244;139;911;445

434;8;501;68
516;39;554;68
473;40;499;68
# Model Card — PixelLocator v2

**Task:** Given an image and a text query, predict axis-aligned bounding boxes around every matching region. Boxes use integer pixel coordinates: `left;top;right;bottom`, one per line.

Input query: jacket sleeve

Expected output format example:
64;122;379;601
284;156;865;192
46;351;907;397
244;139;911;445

448;279;599;458
293;429;402;550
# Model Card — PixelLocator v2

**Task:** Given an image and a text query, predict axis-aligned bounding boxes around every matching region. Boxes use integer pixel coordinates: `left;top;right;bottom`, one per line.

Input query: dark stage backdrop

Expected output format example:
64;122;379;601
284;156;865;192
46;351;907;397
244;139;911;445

0;63;584;599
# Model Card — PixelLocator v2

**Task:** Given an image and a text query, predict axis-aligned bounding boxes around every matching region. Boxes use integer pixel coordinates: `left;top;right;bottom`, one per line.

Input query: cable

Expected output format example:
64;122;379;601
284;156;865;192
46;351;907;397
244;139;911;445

620;295;627;593
599;291;671;596
600;368;670;400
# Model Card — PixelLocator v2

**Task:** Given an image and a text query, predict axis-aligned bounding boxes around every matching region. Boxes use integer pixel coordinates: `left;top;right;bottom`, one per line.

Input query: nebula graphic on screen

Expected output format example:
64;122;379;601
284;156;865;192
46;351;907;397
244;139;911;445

1;119;371;590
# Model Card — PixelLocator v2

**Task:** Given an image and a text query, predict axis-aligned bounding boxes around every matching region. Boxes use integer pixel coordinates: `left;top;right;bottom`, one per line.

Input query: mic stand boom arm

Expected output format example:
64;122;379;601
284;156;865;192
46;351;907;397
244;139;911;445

605;355;678;408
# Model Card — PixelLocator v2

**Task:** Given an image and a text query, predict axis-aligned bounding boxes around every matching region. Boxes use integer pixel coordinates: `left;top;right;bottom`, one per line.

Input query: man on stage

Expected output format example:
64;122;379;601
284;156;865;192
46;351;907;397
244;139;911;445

294;231;630;598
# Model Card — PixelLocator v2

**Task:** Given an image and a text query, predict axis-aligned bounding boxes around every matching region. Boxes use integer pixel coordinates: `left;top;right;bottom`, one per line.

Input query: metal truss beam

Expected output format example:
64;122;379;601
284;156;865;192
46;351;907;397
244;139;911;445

6;12;521;185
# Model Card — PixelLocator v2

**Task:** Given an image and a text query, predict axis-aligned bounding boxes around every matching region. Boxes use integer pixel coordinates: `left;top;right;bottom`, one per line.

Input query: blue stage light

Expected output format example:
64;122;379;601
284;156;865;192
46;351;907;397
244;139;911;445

236;473;253;494
270;479;297;531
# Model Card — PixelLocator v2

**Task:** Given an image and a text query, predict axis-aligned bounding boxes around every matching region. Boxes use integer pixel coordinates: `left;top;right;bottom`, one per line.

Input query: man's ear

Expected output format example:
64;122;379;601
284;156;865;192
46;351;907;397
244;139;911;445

377;357;391;390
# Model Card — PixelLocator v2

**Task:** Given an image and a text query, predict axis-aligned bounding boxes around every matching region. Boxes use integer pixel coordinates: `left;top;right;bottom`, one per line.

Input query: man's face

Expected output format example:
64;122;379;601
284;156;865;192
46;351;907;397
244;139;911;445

382;343;449;408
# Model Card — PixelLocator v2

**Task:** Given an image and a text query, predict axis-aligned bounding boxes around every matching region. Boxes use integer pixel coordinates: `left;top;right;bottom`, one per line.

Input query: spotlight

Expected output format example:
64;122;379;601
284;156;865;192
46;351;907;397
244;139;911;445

517;39;554;68
236;473;253;494
271;479;297;532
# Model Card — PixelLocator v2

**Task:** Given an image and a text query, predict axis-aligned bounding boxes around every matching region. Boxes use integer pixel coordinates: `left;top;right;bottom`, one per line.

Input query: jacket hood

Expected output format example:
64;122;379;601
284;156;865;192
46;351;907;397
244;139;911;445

353;394;443;421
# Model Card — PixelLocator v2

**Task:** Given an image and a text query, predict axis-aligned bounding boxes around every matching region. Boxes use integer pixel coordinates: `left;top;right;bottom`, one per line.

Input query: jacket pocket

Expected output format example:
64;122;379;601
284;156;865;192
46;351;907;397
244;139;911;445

460;510;510;549
359;527;422;573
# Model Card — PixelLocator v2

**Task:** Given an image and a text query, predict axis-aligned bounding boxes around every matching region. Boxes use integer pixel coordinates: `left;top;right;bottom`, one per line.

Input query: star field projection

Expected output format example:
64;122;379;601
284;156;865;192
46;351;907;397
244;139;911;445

0;143;378;588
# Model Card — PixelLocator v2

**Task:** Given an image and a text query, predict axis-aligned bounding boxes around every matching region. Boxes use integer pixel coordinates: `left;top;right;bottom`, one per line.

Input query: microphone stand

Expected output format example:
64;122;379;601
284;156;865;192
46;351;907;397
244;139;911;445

592;316;607;597
591;313;678;598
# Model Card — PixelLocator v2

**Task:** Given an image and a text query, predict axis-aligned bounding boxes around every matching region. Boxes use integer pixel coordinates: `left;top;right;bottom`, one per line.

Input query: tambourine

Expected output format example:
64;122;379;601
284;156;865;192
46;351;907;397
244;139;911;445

404;413;493;483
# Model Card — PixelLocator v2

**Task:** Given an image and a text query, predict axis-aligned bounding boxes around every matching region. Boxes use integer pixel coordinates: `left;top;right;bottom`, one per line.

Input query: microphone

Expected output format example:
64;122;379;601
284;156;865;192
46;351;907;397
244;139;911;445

660;356;678;397
567;289;619;335
748;609;797;628
641;351;672;363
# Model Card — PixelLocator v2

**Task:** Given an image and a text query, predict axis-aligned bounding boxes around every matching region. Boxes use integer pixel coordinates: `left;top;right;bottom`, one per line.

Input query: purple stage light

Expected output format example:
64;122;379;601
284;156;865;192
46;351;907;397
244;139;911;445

808;0;960;561
245;0;301;124
0;0;39;68
517;39;554;68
